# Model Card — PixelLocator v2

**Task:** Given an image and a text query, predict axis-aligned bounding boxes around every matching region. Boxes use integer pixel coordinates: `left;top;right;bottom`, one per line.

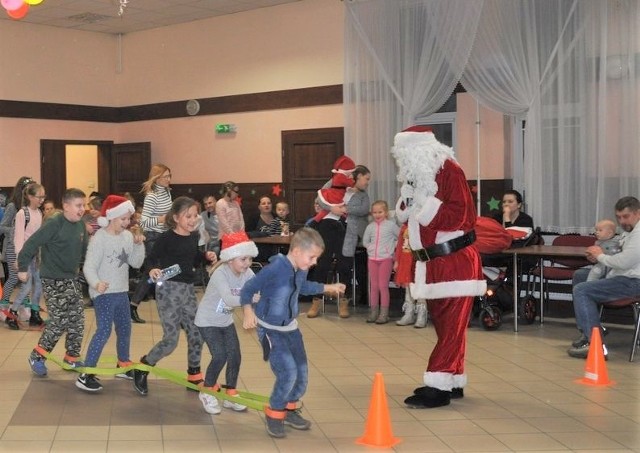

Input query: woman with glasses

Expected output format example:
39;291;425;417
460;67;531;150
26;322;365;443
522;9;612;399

215;181;245;237
1;176;36;308
129;164;173;324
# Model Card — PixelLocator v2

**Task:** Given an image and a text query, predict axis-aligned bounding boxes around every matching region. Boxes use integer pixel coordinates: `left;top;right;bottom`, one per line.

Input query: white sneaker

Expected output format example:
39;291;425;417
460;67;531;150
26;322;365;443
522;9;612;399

223;399;248;412
198;392;221;414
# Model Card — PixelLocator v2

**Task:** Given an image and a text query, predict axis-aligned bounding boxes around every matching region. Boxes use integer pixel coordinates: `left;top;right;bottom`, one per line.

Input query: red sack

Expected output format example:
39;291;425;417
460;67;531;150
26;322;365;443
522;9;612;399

475;216;513;254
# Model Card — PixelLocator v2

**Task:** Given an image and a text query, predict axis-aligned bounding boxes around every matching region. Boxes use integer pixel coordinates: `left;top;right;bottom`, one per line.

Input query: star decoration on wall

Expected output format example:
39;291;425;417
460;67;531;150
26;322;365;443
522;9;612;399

272;184;282;197
487;196;501;211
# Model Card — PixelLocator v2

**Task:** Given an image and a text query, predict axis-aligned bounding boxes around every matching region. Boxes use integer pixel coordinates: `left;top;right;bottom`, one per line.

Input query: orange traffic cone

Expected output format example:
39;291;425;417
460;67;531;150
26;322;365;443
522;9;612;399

576;327;614;387
356;372;401;448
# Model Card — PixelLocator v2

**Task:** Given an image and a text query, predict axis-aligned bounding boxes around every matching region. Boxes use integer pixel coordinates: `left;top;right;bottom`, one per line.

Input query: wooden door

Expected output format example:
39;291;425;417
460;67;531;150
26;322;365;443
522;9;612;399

282;127;344;230
40;140;150;206
109;142;151;205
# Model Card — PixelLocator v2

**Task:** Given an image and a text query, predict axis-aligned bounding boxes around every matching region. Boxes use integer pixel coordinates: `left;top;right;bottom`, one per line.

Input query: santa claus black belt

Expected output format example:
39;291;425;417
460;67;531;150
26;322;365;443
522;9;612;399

411;230;476;262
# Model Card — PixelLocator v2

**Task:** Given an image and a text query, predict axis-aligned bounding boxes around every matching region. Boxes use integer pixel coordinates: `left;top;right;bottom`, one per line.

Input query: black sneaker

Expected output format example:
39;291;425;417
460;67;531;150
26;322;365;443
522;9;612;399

567;341;609;360
76;373;103;392
265;415;286;438
115;367;134;380
133;369;149;396
571;334;588;348
284;408;311;430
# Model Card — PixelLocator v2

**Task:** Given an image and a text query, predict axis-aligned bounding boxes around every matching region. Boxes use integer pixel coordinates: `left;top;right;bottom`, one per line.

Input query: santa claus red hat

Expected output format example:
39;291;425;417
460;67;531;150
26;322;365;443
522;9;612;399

402;125;433;133
317;188;345;207
331;156;356;176
220;231;258;262
97;195;135;227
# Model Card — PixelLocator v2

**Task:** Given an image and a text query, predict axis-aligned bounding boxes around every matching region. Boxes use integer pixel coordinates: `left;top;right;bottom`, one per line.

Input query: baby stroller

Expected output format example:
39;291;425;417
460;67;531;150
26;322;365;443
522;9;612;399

472;218;541;330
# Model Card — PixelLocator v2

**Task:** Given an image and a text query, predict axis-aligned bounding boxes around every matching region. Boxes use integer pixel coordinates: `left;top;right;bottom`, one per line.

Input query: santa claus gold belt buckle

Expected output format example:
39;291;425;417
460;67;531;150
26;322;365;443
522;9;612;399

412;248;430;262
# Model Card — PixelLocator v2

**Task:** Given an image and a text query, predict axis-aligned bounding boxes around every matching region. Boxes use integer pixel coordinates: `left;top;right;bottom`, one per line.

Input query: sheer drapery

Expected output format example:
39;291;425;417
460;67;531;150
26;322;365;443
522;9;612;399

344;0;482;207
345;0;640;233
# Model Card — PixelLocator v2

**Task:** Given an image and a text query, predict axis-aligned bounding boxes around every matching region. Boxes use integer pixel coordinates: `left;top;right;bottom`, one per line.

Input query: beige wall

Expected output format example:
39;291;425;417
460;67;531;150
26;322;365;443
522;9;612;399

117;0;344;104
0;0;344;186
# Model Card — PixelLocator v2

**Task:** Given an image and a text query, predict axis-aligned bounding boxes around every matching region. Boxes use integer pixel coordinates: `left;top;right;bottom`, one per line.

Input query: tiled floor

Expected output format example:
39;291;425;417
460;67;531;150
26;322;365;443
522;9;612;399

0;299;639;452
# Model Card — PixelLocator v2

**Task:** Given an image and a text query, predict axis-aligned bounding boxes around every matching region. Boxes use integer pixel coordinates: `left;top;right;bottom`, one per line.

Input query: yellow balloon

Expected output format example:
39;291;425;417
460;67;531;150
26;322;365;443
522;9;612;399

25;0;43;5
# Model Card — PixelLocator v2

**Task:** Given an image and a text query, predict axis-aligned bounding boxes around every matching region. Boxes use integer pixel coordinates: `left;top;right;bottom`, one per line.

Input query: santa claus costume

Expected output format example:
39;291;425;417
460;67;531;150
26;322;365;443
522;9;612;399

392;126;485;408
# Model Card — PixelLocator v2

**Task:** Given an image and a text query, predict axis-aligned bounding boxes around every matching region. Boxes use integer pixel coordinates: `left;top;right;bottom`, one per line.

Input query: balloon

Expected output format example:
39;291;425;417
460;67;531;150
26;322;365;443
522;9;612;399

1;0;24;11
6;2;28;18
25;0;43;4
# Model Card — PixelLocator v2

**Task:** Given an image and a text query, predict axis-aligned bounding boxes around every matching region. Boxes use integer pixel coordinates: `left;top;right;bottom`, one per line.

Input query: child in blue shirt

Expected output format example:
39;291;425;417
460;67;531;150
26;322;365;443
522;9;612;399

240;227;345;439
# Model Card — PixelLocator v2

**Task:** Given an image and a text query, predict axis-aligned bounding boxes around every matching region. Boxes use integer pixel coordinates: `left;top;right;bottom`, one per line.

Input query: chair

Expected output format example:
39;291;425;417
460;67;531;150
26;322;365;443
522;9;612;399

527;234;596;322
599;297;640;362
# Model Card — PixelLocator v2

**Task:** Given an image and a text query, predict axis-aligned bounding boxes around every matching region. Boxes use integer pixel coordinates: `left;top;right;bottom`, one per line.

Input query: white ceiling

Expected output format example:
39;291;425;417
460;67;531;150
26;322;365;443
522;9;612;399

0;0;303;34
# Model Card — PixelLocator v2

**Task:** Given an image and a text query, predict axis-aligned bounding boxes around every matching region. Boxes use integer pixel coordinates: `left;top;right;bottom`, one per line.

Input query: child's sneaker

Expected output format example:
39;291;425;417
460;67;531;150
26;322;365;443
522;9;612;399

265;415;286;438
28;355;47;376
76;373;103;392
284;408;311;430
63;357;85;370
115;364;134;380
198;392;222;415
223;399;247;412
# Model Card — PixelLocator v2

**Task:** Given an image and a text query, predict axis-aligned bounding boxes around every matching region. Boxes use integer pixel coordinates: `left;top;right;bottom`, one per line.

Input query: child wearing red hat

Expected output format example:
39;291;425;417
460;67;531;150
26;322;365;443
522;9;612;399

76;195;145;392
311;155;356;224
194;231;259;415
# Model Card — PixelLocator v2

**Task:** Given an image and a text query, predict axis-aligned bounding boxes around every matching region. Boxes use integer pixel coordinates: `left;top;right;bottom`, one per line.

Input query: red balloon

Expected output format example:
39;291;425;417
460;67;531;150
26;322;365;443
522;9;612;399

6;2;28;19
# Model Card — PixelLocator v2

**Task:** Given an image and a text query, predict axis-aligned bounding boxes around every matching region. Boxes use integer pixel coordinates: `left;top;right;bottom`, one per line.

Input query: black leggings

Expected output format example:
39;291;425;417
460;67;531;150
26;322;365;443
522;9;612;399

312;219;352;294
130;231;161;304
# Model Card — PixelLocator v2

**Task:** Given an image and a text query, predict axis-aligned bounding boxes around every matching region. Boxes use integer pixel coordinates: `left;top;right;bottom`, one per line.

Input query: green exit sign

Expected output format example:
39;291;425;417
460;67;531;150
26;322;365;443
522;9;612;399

216;124;237;134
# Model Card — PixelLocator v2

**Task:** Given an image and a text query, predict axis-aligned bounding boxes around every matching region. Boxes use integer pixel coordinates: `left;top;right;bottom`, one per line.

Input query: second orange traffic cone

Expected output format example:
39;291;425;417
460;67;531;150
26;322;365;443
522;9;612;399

356;372;401;448
576;327;614;387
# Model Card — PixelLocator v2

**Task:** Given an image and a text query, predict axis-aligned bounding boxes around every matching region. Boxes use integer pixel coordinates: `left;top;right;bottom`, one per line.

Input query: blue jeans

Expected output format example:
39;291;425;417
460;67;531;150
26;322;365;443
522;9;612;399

572;268;640;341
264;328;308;410
10;258;42;311
199;324;241;388
84;293;131;368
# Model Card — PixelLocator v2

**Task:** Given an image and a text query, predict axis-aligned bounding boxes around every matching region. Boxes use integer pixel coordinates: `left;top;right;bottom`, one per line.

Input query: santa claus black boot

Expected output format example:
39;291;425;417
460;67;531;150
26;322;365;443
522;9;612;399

404;386;451;408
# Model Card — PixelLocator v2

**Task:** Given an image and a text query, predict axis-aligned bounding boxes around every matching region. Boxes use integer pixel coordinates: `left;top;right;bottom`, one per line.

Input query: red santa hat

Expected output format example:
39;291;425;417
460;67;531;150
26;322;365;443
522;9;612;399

219;231;258;262
331;156;356;176
317;187;345;207
97;195;135;227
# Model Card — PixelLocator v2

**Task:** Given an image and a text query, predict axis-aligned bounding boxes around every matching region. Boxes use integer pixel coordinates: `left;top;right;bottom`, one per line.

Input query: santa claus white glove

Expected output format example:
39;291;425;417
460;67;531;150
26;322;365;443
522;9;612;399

395;197;410;223
416;196;442;226
400;183;414;207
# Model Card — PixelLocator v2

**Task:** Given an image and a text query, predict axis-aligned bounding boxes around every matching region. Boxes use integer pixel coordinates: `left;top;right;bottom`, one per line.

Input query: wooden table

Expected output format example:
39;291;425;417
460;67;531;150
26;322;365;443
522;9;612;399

252;235;291;245
502;245;589;332
252;235;291;258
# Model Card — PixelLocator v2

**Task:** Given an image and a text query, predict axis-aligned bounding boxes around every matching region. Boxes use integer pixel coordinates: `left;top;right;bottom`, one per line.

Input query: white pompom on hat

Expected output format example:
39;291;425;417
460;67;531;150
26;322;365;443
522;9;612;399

97;195;135;227
219;231;259;262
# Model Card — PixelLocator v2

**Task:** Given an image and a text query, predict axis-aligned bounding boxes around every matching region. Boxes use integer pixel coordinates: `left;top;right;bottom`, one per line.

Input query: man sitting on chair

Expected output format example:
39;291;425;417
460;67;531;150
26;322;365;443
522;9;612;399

568;196;640;359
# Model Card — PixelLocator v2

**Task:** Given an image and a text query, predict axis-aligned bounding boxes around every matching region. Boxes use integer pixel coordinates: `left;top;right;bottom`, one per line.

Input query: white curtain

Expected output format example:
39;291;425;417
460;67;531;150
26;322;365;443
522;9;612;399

344;0;482;208
345;0;640;233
